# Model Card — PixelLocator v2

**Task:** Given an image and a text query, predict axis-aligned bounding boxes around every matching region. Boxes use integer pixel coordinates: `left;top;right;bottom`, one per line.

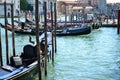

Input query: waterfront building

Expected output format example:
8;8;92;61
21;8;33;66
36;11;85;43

0;0;20;17
57;0;109;17
26;0;56;16
44;0;56;19
26;0;43;15
98;0;107;15
58;0;98;6
57;0;94;15
106;3;120;18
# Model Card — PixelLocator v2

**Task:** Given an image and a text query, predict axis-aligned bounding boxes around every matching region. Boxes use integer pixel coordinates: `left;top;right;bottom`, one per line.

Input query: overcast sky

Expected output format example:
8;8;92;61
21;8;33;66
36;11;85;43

57;0;120;3
107;0;120;3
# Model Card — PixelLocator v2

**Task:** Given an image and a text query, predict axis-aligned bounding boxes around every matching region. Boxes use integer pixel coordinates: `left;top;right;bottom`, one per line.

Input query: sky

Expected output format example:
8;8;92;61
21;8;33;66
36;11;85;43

107;0;120;3
57;0;120;3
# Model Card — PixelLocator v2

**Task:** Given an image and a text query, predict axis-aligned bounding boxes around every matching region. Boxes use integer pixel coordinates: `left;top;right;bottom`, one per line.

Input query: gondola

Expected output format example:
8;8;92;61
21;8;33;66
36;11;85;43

56;24;91;36
0;32;52;80
0;23;44;35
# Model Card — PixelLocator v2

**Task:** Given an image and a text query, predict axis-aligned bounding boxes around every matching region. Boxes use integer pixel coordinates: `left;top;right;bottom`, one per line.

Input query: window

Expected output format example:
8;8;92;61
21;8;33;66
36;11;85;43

8;8;10;11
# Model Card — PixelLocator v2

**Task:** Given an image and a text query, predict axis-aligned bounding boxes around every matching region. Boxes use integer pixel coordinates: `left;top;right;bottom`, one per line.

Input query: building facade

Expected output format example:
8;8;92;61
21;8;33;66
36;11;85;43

26;0;43;15
98;0;107;15
57;0;108;15
26;0;56;15
0;0;20;17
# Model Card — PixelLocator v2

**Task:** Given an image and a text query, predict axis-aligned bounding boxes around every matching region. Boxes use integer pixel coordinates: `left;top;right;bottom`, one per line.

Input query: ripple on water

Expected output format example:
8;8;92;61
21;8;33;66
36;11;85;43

0;18;120;80
51;28;120;80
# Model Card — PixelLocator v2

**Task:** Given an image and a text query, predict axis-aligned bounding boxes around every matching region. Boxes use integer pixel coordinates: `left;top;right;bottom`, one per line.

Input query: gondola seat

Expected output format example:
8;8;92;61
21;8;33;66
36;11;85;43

21;45;37;66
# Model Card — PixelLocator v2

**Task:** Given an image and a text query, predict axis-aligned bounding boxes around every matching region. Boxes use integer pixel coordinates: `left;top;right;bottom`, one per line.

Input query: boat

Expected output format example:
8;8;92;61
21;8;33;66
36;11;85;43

0;23;44;35
0;32;52;80
0;1;53;79
25;19;35;25
91;22;102;29
56;24;91;36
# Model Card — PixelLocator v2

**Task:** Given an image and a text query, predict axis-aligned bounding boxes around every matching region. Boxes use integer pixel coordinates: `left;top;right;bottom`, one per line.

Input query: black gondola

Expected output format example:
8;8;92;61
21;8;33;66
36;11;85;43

56;24;91;36
0;32;52;80
0;23;44;35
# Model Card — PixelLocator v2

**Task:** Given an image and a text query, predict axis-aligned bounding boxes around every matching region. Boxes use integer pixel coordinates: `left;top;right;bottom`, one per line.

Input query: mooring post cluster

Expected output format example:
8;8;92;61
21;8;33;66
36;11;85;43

35;0;57;80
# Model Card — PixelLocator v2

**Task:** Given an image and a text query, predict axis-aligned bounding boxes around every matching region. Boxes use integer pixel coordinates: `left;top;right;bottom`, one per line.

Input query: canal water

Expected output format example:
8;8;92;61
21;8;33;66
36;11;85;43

40;28;120;80
0;18;120;80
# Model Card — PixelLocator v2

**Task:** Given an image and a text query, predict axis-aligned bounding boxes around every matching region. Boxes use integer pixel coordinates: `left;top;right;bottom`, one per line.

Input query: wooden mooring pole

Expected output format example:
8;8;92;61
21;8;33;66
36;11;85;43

71;12;73;27
18;10;20;21
4;1;9;65
117;10;120;34
35;0;42;80
11;3;16;56
25;11;27;21
65;4;67;27
51;2;54;64
54;3;57;53
44;1;48;76
0;25;3;66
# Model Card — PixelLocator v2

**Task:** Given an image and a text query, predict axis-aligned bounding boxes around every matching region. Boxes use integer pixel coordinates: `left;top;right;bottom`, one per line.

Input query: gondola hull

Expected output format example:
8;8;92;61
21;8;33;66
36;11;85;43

0;61;38;80
56;25;91;36
0;23;43;35
13;30;43;35
0;32;52;80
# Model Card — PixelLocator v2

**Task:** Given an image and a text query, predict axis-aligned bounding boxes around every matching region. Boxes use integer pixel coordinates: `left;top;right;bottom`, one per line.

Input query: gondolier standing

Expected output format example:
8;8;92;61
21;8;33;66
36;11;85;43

111;10;116;24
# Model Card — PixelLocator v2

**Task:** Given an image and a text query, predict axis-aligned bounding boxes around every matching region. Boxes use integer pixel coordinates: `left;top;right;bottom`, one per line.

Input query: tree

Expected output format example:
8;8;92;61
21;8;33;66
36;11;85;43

20;0;33;11
27;4;33;11
20;0;28;11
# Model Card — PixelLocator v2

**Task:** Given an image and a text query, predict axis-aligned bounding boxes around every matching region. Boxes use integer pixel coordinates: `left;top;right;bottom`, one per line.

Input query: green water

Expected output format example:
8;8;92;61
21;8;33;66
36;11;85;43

0;18;120;80
37;28;120;80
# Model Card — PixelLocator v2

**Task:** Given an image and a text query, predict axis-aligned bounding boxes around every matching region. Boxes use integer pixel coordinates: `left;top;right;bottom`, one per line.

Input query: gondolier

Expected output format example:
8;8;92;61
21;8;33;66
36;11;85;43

111;11;116;24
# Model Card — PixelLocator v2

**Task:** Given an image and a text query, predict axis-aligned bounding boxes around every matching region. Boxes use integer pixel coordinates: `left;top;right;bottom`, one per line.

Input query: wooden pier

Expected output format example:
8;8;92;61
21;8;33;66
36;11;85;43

102;24;117;27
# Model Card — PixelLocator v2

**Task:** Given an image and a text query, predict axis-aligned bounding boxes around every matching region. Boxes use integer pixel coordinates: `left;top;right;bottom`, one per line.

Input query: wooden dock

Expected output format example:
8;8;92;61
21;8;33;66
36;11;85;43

102;24;117;27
